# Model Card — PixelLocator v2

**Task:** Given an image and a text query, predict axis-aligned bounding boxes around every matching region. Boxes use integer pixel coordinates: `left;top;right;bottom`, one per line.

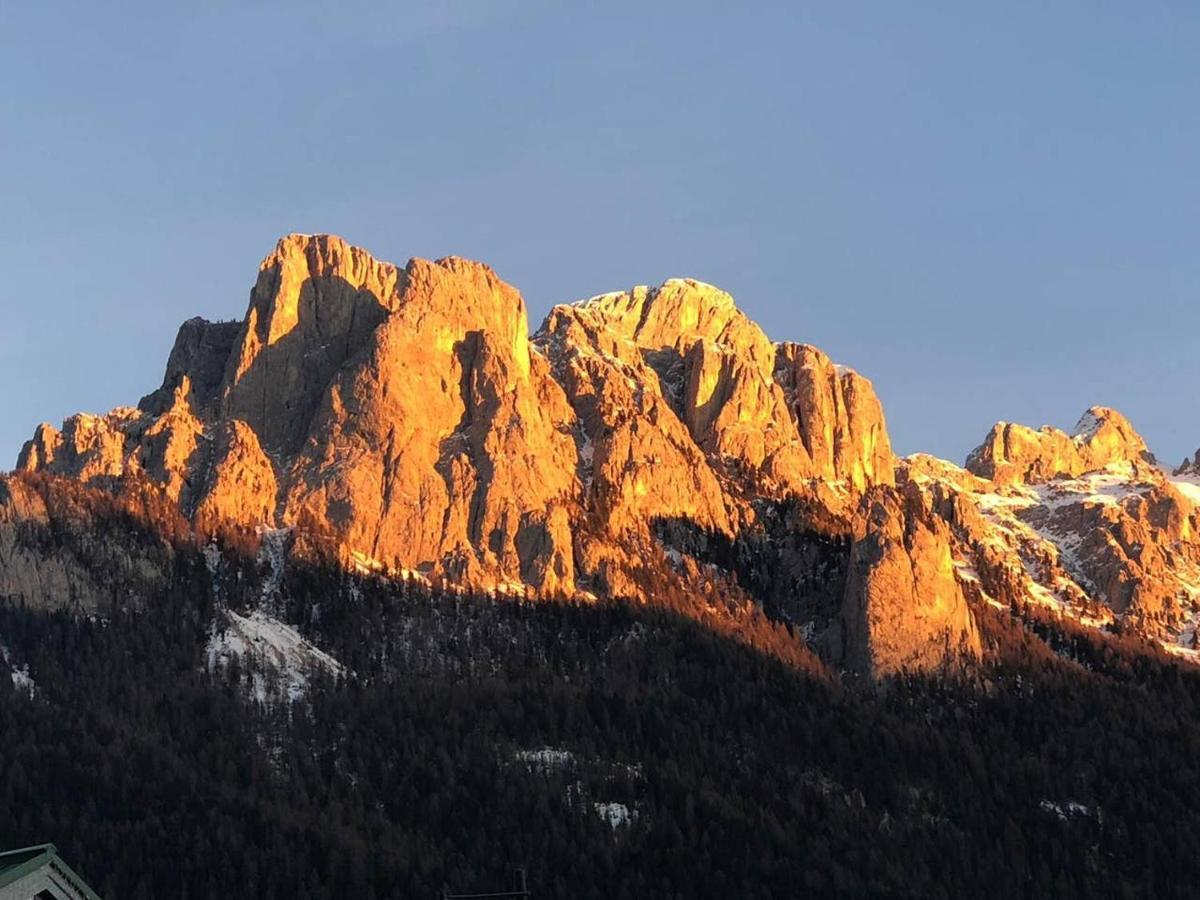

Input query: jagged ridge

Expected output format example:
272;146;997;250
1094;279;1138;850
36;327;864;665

13;233;1198;676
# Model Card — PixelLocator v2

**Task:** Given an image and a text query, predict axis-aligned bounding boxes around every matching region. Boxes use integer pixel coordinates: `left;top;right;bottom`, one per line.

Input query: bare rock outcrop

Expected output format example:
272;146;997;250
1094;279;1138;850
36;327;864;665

839;483;981;676
909;410;1200;656
1177;450;1200;478
220;233;405;455
539;279;894;506
17;410;139;482
193;420;277;528
533;277;896;601
774;343;893;493
965;406;1155;486
18;388;206;506
0;474;180;612
12;237;1200;677
138;317;241;416
282;253;579;594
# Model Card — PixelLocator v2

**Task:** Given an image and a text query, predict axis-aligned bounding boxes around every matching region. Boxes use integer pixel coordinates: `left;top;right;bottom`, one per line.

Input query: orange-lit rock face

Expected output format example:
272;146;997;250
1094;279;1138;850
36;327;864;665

901;409;1200;658
280;253;579;594
222;234;406;456
11;233;949;677
194;420;277;529
774;343;894;494
25;238;887;580
965;407;1155;486
840;483;981;677
14;234;1200;679
538;280;894;508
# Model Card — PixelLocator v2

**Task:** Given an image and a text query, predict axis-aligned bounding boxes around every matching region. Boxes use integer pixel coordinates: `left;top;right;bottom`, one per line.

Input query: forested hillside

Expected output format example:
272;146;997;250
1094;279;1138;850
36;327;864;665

2;543;1200;899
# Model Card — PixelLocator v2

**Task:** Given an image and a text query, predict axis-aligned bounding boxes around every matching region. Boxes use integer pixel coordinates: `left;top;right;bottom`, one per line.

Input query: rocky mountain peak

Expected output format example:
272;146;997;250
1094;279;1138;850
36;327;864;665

9;234;924;677
139;317;241;417
220;234;405;454
1177;450;1200;477
8;232;1200;686
572;278;771;366
1071;405;1152;462
404;254;533;380
965;405;1155;485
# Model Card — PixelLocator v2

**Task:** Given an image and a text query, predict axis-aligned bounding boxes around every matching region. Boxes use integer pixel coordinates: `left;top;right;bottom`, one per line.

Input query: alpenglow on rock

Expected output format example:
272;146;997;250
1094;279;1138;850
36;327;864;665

839;482;982;675
965;406;1156;486
15;233;1002;678
898;408;1200;661
11;234;1200;679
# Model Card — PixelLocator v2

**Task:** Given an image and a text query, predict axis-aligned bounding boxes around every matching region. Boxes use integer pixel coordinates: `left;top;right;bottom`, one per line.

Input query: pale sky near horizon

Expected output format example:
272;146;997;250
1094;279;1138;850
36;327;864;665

2;2;1199;470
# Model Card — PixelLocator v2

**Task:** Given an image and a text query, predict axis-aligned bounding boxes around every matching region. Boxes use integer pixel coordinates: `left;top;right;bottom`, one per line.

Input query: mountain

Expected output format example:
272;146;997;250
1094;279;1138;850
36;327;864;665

923;407;1200;653
8;234;1200;897
9;233;1200;679
9;234;918;676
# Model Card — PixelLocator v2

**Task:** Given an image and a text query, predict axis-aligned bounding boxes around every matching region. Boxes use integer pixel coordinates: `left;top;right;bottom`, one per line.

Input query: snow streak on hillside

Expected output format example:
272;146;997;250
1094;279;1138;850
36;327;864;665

206;609;344;704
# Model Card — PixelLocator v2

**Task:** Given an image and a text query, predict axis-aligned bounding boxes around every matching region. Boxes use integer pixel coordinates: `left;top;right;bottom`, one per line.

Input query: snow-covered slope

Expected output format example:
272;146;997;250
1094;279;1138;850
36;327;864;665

206;609;344;704
0;641;35;697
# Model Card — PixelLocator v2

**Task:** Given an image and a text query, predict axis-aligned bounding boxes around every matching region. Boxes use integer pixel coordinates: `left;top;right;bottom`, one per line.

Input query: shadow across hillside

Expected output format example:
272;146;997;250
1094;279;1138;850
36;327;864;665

651;498;855;670
7;535;1200;898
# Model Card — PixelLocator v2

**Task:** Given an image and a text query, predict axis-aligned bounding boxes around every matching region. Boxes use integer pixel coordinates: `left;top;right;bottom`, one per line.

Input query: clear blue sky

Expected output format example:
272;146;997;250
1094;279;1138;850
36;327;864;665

3;1;1199;469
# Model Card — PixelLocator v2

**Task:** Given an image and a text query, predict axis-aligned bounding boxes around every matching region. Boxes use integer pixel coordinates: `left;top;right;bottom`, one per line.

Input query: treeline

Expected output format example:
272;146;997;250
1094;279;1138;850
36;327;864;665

3;549;1200;898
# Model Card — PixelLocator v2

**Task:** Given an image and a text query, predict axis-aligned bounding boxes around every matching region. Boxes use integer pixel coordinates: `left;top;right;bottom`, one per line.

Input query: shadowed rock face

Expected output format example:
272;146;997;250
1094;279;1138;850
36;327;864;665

1178;450;1200;478
0;475;186;614
14;233;983;678
139;317;242;417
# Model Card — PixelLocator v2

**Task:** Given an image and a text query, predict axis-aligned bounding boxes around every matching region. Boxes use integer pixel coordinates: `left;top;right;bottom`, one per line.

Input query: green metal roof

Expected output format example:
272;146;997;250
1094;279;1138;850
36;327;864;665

0;843;103;900
0;844;57;889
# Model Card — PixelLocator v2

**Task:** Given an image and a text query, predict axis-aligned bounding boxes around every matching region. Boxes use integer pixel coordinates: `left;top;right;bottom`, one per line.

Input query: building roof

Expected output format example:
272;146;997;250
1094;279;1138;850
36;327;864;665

0;844;102;900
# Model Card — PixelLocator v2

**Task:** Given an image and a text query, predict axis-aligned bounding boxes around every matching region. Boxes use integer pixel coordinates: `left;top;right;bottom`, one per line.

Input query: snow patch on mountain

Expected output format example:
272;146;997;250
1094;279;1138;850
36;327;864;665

594;801;638;829
10;664;35;697
941;453;1200;658
953;558;1004;610
1;642;35;698
256;526;292;600
511;746;644;827
1040;799;1094;821
1032;464;1148;509
514;747;576;772
973;463;1150;516
206;609;344;704
1162;597;1200;660
0;643;34;700
971;488;1090;612
1170;473;1200;506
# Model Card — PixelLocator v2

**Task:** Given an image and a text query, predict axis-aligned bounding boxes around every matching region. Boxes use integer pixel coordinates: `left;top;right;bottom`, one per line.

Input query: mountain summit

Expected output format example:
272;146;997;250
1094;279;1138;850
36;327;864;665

965;405;1156;485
